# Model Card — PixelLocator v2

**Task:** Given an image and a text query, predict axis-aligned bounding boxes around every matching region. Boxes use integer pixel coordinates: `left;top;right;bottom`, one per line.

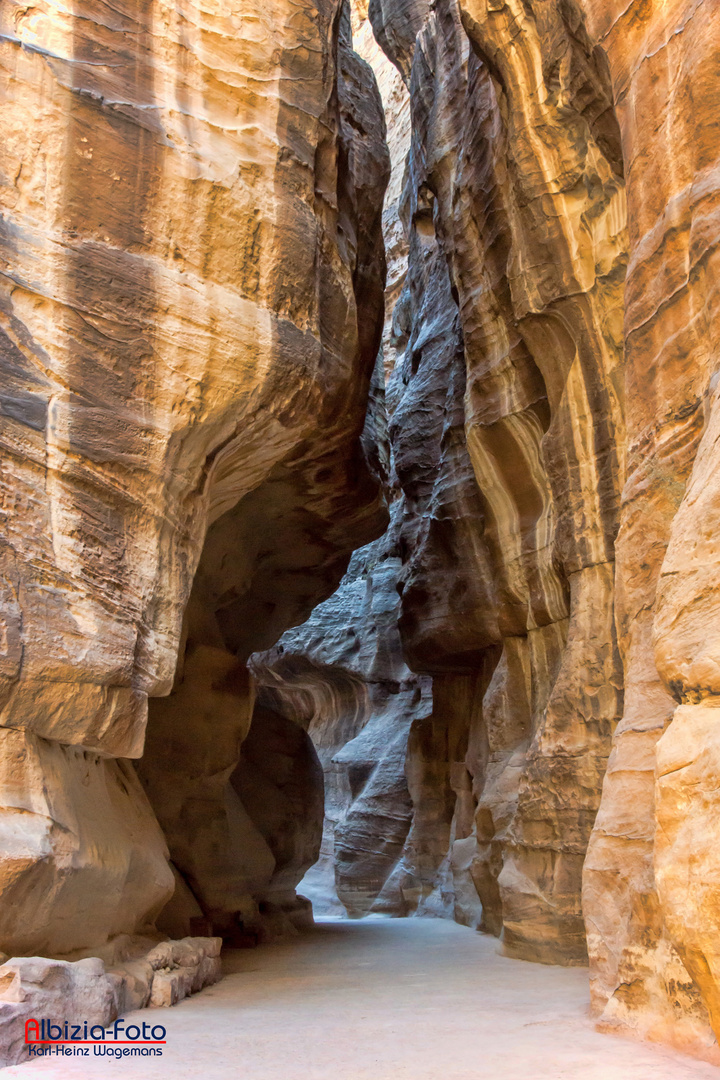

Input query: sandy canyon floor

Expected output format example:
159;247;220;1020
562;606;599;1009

5;918;718;1079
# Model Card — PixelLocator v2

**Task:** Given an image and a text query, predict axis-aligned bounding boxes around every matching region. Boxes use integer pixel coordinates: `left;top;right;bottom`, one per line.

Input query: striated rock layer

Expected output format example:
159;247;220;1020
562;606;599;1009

253;509;432;918
363;0;626;963
0;0;389;958
579;0;720;1060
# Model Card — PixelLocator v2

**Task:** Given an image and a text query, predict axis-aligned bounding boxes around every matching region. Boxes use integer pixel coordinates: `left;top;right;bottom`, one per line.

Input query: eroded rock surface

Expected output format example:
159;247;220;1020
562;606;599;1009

379;0;720;1057
363;0;626;964
2;0;720;1066
0;937;222;1068
253;507;433;918
579;0;720;1059
0;0;388;958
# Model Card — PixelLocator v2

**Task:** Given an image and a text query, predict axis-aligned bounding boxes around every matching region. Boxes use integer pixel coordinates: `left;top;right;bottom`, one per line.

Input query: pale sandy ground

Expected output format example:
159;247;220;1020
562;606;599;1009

5;918;719;1080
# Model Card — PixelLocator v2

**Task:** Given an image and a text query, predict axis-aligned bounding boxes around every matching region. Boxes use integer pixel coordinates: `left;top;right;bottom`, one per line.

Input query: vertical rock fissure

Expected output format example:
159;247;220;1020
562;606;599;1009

255;0;630;967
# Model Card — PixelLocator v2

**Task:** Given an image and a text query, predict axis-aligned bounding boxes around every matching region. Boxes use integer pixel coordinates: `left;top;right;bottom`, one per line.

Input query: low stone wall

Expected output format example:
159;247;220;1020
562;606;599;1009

0;937;222;1068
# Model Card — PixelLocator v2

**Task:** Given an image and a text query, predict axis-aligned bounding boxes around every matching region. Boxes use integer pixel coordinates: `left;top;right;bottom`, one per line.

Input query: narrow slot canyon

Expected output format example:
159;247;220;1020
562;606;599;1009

1;0;720;1077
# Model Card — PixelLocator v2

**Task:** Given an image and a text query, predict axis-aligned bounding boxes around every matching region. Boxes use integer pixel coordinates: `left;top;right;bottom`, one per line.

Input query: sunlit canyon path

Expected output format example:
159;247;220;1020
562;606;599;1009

6;920;720;1080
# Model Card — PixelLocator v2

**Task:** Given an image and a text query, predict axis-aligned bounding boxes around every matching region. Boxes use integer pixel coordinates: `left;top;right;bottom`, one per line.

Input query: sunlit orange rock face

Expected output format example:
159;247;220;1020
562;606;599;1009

0;0;388;956
579;0;720;1058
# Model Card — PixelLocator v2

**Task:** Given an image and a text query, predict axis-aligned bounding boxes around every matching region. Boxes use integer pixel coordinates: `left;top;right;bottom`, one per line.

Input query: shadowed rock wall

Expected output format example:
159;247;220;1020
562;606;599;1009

366;0;626;966
253;510;432;918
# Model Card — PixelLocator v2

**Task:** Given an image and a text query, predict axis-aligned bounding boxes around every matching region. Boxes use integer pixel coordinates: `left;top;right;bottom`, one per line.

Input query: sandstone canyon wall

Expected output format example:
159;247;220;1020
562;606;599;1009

253;514;433;918
0;0;389;958
580;0;720;1056
264;0;720;1062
